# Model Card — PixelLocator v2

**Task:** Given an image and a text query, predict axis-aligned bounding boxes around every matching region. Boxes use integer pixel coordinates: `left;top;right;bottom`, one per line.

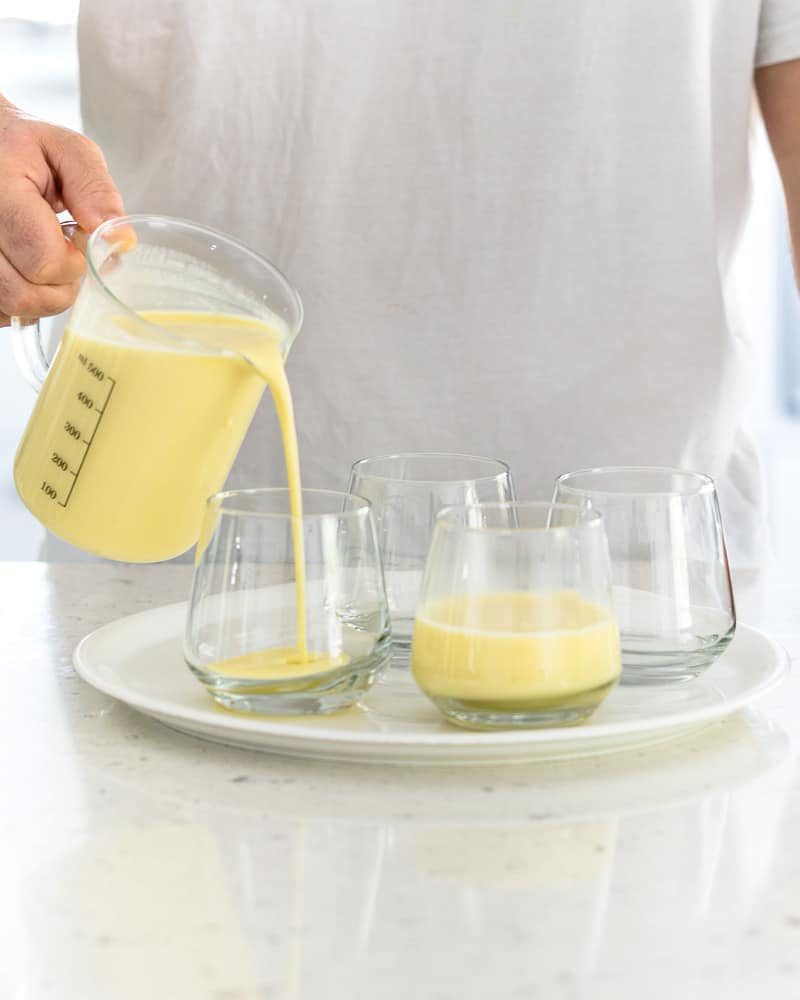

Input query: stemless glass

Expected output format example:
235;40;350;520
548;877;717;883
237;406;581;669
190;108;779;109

185;489;391;714
347;453;514;663
554;467;736;683
411;502;621;730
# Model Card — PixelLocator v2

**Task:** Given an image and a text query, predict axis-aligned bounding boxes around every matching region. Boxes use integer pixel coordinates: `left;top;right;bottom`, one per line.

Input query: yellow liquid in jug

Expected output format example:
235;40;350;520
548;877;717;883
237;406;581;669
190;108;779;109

411;591;620;710
14;310;311;659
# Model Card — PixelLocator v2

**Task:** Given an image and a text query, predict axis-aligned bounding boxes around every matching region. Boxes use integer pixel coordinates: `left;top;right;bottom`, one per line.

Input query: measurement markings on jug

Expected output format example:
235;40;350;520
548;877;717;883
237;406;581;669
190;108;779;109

40;353;117;509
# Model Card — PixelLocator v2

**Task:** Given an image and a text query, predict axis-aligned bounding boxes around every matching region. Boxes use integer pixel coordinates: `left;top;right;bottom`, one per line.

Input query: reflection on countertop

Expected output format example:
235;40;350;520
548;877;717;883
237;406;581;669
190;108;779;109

4;563;800;999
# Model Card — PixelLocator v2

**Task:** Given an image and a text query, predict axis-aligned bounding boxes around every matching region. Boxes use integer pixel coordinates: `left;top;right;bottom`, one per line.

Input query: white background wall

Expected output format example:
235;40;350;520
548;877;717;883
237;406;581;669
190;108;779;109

0;12;79;557
0;6;797;562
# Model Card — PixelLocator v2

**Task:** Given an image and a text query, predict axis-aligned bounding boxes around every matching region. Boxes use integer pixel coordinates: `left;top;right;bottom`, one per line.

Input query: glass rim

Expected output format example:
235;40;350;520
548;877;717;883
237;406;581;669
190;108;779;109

207;487;371;520
434;500;605;534
349;451;511;486
555;465;716;498
86;213;304;347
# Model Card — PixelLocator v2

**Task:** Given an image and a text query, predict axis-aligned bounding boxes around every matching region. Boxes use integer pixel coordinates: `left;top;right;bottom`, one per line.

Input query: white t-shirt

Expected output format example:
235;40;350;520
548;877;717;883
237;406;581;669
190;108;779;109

77;0;800;564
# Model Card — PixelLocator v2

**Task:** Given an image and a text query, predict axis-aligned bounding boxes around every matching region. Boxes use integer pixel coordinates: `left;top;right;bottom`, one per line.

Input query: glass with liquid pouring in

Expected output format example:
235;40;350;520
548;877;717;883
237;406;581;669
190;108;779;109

12;215;303;563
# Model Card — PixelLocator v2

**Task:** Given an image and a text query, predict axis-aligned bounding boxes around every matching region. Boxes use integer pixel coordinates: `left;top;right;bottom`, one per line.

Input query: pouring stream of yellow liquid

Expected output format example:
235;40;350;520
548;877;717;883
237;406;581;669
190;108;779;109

163;312;310;663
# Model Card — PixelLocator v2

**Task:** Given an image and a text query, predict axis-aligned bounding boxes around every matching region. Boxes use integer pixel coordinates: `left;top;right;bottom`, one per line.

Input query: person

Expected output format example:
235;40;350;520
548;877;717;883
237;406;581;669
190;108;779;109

1;1;799;564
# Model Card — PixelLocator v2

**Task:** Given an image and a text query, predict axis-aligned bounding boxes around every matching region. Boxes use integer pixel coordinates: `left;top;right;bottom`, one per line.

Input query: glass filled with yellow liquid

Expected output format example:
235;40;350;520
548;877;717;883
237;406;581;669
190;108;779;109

411;502;621;729
185;488;391;714
12;215;302;562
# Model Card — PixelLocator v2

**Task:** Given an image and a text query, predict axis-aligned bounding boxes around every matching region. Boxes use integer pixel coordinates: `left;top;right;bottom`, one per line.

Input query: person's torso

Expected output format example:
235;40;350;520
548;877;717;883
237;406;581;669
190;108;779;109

77;0;767;562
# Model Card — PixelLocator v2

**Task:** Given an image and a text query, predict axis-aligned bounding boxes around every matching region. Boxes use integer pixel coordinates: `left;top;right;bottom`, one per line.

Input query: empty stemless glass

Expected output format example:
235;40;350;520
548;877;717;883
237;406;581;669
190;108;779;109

411;502;621;730
554;467;736;683
185;488;391;713
347;453;514;664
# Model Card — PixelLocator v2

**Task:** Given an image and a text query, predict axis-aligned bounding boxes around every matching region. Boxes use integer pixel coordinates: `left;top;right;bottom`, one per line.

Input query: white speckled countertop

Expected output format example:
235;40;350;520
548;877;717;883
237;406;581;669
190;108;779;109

5;562;800;999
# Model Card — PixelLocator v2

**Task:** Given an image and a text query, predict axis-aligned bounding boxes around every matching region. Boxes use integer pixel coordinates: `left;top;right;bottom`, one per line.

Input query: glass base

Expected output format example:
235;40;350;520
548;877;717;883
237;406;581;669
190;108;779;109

620;630;735;685
429;678;618;731
189;640;391;715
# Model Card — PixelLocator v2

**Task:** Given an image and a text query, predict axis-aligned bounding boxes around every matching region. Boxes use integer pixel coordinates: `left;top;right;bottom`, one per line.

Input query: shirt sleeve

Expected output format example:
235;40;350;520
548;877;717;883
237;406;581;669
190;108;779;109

756;0;800;67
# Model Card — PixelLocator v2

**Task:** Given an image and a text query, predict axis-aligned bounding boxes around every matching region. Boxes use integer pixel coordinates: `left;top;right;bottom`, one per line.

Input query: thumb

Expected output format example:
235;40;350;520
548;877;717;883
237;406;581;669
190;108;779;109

46;127;126;233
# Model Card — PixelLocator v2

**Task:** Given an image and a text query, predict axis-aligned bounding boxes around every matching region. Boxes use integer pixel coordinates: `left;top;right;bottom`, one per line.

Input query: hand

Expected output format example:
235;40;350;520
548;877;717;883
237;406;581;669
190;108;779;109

0;97;125;325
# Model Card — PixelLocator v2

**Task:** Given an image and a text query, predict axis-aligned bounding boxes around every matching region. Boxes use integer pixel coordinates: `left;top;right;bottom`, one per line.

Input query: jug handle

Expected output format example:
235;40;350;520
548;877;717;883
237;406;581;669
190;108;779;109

11;219;84;392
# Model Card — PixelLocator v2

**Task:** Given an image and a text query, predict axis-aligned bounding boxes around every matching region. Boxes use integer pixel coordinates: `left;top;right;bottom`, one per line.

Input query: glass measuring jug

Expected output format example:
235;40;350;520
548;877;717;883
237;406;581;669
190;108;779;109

12;215;303;562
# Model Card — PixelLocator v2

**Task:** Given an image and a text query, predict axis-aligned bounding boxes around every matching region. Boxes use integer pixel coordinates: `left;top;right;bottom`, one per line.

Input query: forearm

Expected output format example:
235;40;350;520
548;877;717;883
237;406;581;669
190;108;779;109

756;60;800;287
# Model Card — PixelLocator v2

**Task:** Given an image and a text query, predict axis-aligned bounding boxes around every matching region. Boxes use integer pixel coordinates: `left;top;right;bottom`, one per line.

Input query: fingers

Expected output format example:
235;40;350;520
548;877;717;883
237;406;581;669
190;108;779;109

0;249;82;320
0;180;87;286
45;129;125;234
0;110;126;319
0;114;90;289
